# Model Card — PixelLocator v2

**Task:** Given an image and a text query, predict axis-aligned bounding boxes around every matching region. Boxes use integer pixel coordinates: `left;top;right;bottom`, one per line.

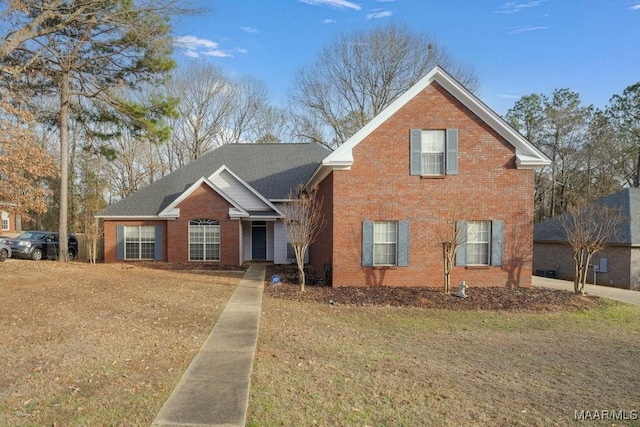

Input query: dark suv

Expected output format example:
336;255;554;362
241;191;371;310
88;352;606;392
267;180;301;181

4;231;78;261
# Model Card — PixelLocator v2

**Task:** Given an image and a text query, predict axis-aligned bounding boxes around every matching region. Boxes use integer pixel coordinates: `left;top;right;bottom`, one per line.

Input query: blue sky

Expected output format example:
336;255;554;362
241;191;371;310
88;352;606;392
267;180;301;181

172;0;640;116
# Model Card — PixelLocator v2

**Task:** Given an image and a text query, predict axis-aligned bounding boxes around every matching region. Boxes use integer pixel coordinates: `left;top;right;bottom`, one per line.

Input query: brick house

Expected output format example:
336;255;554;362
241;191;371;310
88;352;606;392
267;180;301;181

96;66;550;287
534;188;640;291
0;202;20;235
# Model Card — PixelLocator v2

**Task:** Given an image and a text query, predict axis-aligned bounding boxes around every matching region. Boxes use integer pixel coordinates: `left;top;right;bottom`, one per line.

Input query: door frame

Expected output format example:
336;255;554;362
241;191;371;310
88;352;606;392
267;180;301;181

251;221;267;260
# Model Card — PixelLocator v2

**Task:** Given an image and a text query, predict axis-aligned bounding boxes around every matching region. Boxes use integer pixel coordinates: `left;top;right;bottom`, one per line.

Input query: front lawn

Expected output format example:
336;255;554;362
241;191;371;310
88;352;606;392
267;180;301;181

0;260;241;426
249;293;640;426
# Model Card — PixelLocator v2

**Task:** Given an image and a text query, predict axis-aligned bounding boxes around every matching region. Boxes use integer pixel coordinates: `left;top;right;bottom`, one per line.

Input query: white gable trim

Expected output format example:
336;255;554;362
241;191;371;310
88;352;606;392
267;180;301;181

157;176;249;219
208;165;284;217
307;66;550;186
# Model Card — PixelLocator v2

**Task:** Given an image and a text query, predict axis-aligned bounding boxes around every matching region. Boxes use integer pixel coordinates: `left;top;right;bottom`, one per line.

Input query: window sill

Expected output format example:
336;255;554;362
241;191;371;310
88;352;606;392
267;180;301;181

465;265;490;270
372;265;398;270
420;175;446;179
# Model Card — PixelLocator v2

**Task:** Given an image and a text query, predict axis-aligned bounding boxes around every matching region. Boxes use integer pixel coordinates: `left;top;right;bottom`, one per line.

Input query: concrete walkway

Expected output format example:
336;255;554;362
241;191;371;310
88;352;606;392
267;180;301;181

152;264;266;427
533;276;640;306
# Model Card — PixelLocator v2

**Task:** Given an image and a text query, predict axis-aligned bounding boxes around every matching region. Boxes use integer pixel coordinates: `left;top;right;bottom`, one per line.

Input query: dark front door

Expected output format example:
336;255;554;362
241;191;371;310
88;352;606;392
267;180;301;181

252;224;267;260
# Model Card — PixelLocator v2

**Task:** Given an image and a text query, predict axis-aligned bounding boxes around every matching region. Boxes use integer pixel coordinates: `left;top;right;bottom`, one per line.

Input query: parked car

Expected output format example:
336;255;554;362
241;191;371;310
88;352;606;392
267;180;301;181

0;242;10;261
4;231;78;261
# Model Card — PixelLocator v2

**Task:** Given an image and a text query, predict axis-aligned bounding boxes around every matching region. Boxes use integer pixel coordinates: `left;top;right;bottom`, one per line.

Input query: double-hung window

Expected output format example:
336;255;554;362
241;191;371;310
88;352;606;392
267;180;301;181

124;225;155;260
373;221;398;266
410;128;458;176
421;130;445;175
189;219;220;261
466;221;491;265
362;220;409;267
456;220;503;266
1;211;9;231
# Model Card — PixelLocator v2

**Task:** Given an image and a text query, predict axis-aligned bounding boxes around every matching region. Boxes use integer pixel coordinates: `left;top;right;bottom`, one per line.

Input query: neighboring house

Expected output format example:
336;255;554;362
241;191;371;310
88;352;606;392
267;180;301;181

97;66;550;288
0;202;20;235
534;188;640;291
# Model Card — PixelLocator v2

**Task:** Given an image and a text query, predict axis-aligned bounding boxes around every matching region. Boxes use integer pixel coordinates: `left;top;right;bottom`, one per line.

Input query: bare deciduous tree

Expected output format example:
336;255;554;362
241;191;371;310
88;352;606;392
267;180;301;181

429;213;467;294
282;185;326;292
559;204;625;294
289;22;478;149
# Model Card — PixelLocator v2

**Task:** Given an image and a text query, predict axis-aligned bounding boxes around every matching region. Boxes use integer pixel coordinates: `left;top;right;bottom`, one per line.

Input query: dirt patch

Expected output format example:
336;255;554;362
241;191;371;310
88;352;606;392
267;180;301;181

264;265;600;311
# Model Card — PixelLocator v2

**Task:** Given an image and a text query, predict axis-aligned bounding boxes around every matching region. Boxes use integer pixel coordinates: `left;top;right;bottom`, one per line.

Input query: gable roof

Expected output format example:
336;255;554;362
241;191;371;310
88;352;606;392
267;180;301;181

534;188;640;245
308;66;551;187
97;143;330;218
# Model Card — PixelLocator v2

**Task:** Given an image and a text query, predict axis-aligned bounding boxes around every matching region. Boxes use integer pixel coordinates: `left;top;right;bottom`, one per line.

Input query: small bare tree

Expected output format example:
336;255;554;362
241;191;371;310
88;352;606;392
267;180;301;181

282;185;325;292
83;218;103;265
559;204;625;294
429;216;467;294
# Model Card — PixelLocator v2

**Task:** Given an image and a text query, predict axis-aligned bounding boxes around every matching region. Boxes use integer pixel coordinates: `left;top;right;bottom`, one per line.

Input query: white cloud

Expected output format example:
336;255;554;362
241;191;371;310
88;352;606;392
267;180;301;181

497;1;545;14
630;3;640;10
174;35;233;58
299;0;361;11
240;26;259;33
366;9;393;19
321;18;337;24
505;25;548;34
204;50;232;58
497;93;521;99
235;47;248;54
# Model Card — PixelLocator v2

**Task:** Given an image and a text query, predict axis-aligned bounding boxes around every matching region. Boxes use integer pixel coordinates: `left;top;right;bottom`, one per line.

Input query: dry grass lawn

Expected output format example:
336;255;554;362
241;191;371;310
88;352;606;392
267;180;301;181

249;294;640;426
0;259;241;426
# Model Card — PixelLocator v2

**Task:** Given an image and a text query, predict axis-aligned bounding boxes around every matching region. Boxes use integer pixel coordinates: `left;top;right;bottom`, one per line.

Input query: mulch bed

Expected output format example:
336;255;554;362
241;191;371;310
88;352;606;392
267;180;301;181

131;261;247;272
265;265;601;311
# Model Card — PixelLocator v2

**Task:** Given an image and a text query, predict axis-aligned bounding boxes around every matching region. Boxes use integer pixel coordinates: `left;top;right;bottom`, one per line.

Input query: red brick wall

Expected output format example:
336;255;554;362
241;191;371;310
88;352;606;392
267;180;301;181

309;171;334;280
103;219;167;263
167;184;239;265
103;183;240;265
328;82;535;288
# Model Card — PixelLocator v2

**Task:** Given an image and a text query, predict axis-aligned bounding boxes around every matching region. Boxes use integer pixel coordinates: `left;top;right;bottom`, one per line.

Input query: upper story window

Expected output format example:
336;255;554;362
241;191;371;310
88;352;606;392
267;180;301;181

410;128;458;176
421;130;445;175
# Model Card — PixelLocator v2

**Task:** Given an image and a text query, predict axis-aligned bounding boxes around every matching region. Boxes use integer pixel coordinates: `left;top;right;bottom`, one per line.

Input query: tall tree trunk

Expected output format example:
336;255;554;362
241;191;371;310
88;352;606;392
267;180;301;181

635;148;640;188
58;70;70;262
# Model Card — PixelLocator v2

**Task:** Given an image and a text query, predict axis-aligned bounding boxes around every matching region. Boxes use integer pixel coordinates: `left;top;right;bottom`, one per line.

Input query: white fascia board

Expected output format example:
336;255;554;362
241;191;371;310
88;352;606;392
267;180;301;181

209;165;285;217
159;208;180;218
433;72;551;168
229;207;249;218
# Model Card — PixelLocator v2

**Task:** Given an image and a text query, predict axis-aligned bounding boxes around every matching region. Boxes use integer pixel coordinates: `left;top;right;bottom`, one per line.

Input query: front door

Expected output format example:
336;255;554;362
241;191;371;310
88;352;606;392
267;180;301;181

252;222;267;260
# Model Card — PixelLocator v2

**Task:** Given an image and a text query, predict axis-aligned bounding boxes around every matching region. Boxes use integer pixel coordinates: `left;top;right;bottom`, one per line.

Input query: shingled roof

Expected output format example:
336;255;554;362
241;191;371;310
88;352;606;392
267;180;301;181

533;188;640;245
97;143;331;217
